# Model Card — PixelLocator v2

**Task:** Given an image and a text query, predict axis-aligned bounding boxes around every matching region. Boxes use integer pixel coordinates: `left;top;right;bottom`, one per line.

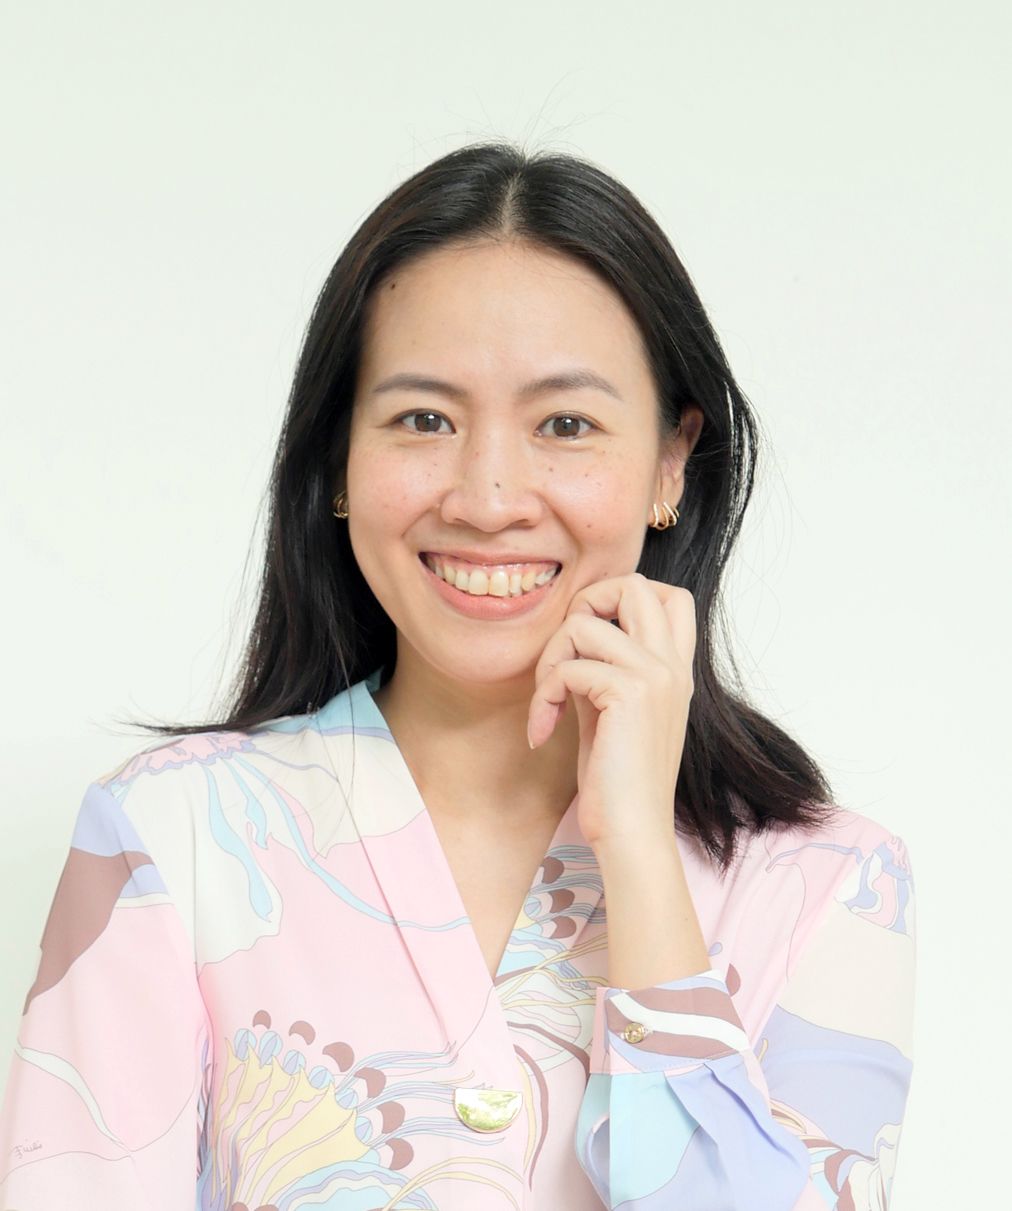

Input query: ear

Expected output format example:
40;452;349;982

656;404;704;507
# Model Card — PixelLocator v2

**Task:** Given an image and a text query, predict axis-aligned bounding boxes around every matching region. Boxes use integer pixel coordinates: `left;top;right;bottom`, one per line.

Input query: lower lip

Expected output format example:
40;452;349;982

418;555;561;619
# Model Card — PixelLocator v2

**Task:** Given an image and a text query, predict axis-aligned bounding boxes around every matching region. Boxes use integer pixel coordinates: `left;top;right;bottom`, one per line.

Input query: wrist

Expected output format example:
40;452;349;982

593;829;711;989
593;828;681;869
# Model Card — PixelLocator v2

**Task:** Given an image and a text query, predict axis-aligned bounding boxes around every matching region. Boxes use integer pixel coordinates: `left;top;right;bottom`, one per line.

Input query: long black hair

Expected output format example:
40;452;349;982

116;139;837;876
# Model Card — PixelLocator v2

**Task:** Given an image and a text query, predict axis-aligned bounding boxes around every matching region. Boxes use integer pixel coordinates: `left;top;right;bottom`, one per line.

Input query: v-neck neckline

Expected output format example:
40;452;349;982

357;666;585;990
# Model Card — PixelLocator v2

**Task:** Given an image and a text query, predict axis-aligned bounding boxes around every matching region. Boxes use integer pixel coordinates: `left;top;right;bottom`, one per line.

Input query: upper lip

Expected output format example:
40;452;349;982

420;549;562;566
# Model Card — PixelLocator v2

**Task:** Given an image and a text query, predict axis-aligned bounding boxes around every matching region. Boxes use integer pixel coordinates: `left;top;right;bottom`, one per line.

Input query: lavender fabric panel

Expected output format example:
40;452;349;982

758;1003;913;1162
668;1055;815;1209
70;781;151;859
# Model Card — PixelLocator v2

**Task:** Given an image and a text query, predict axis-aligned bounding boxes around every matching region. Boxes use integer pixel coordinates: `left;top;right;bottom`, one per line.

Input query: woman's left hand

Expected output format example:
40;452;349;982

527;572;696;850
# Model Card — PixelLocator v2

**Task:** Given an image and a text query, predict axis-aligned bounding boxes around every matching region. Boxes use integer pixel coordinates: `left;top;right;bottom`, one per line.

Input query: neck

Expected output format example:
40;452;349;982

370;651;581;826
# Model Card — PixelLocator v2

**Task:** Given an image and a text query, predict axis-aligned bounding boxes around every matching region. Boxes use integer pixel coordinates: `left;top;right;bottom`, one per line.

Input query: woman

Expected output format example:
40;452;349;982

0;142;916;1210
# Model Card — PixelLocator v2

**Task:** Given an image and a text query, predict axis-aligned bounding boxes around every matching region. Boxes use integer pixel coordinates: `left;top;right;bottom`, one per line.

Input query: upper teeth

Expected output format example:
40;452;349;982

423;554;560;597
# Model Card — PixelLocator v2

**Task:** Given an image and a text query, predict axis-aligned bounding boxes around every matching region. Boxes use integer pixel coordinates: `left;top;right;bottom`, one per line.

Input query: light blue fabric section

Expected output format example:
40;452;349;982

574;1074;611;1205
606;1070;700;1206
574;1054;813;1209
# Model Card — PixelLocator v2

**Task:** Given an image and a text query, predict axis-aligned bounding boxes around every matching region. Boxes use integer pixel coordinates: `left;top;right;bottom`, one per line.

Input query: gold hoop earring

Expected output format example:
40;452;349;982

332;491;348;519
647;501;679;530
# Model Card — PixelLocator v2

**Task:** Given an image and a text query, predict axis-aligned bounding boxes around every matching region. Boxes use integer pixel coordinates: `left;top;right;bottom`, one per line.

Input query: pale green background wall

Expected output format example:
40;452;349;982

2;3;1008;1207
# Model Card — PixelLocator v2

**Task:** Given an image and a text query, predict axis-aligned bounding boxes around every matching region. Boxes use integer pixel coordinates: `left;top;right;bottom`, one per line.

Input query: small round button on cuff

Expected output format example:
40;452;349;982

621;1021;650;1044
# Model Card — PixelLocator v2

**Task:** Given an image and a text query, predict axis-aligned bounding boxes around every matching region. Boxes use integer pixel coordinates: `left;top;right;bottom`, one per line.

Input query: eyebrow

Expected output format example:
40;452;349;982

369;368;624;403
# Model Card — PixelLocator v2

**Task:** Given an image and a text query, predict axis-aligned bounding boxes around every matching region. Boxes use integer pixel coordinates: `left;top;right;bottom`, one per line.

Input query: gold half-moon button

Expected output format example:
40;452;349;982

453;1087;523;1132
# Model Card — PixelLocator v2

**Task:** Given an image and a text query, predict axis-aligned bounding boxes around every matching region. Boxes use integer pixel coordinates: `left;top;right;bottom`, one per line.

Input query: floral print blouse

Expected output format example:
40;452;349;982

0;666;916;1209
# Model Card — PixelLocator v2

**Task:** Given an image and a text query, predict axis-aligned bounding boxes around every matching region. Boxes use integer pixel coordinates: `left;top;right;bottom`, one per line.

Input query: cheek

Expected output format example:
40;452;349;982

560;466;648;529
347;445;431;522
558;469;651;575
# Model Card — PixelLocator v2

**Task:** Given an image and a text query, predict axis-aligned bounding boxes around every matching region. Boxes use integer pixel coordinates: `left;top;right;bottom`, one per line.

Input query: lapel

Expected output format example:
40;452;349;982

314;668;605;1085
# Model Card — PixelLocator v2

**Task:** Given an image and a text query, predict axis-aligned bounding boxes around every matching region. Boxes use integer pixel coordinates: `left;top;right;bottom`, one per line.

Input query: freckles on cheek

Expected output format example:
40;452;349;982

573;469;630;516
359;453;417;500
372;467;433;527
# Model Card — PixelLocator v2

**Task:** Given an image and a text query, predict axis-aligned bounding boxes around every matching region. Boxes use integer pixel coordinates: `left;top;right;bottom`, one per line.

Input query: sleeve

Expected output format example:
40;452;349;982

574;838;916;1210
0;780;212;1210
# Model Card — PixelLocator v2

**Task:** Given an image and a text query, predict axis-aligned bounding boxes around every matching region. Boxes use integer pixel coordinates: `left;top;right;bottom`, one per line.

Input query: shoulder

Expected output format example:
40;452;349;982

86;710;326;880
737;801;912;885
705;804;916;1036
97;707;316;787
94;707;323;809
80;710;328;959
727;801;915;950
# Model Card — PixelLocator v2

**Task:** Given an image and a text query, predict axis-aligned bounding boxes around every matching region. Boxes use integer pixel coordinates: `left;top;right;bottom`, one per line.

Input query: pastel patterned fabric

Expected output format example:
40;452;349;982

0;667;916;1209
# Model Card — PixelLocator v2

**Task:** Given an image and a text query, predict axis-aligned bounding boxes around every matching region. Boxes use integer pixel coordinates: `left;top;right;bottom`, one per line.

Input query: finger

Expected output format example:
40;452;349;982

533;610;654;706
566;573;685;669
529;659;630;750
655;585;696;690
529;614;649;747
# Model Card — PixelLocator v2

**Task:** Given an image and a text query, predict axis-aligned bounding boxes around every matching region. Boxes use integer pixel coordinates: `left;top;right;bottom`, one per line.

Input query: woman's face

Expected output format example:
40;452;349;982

345;238;701;689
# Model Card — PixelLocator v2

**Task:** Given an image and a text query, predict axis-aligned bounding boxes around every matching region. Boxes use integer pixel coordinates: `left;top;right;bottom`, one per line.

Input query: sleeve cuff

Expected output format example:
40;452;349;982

590;965;752;1074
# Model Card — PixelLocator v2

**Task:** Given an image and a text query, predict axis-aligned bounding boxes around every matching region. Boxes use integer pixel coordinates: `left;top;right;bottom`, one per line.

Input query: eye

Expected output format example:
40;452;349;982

395;410;452;435
537;413;597;440
392;410;598;440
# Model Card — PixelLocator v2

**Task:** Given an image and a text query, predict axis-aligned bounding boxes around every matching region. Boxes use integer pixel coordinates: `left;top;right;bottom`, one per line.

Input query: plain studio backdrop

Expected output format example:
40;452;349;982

1;2;1008;1207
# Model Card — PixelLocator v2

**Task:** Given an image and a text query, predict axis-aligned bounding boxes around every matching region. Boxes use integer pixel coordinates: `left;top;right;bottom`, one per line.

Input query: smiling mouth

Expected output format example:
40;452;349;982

419;552;561;598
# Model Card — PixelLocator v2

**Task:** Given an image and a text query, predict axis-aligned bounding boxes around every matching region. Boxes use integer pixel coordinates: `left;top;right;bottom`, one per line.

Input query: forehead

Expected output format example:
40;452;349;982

358;240;653;388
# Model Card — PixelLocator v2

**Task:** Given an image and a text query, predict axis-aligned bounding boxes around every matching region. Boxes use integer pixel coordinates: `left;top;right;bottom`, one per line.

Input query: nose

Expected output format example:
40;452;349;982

438;424;544;530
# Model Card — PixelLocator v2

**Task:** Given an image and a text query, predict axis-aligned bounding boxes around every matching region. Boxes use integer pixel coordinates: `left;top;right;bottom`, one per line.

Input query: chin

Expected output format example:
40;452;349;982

407;643;546;688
